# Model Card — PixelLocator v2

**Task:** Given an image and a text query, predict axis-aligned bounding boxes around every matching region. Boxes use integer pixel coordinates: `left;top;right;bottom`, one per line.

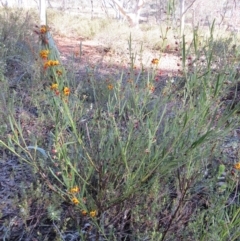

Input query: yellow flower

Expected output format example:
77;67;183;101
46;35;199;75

47;60;52;66
69;186;80;194
44;61;51;69
234;162;240;170
151;58;159;65
71;197;79;205
107;84;114;90
44;60;59;69
63;87;70;96
50;83;58;91
39;49;49;59
53;60;59;66
40;25;47;34
81;210;87;216
89;210;97;218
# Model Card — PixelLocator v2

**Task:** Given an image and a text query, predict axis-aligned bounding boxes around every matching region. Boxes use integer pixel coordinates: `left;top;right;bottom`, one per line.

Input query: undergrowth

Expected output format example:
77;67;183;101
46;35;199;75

1;7;240;241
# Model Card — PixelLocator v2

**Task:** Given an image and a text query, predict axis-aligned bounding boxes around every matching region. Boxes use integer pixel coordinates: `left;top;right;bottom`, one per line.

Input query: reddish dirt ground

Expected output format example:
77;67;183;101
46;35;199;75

54;36;180;79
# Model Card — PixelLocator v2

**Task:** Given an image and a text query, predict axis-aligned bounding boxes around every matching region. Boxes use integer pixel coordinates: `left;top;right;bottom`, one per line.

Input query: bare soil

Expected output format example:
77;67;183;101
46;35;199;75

54;35;180;79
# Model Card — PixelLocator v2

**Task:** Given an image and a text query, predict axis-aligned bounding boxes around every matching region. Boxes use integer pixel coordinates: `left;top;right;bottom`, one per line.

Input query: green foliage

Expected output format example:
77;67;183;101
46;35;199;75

1;7;240;241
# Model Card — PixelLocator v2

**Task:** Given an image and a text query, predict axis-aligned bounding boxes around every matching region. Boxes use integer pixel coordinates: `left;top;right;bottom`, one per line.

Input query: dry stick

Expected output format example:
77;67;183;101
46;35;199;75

225;179;239;207
91;0;94;20
182;0;198;16
161;171;190;241
53;221;65;240
86;122;92;149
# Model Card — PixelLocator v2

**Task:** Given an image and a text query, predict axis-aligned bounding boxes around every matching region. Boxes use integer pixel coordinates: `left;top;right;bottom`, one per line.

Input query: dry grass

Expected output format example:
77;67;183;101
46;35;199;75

47;9;111;39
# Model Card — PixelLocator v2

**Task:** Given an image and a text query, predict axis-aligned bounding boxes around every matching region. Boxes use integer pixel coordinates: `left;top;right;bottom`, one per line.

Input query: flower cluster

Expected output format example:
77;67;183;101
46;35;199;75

44;60;60;69
70;186;80;205
39;45;70;98
39;49;49;59
50;83;70;97
68;186;97;218
81;209;97;218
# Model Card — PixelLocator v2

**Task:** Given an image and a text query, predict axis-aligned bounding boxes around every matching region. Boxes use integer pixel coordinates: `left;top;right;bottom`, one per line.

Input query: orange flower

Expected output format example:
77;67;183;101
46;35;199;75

81;210;88;216
151;58;159;65
44;61;50;69
234;162;240;170
49;60;55;66
39;49;49;59
69;186;80;194
107;84;114;90
89;210;97;218
71;197;79;205
53;60;59;66
44;60;59;69
40;25;47;34
50;83;58;91
63;87;70;96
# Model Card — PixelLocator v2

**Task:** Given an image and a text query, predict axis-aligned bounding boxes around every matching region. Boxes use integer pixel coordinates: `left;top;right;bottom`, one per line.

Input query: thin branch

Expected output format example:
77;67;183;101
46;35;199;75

111;0;134;26
85;122;92;149
182;0;198;16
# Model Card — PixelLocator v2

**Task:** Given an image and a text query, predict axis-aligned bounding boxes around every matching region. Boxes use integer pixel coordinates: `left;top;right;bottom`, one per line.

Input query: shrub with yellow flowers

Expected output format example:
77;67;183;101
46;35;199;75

36;25;71;101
